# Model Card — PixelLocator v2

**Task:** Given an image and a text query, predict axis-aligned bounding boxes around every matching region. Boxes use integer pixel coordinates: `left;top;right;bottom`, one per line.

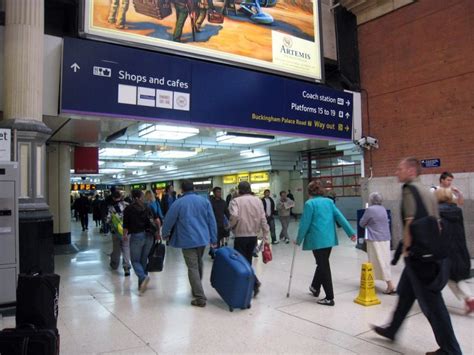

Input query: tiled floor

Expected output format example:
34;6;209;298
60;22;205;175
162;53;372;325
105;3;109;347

2;217;473;354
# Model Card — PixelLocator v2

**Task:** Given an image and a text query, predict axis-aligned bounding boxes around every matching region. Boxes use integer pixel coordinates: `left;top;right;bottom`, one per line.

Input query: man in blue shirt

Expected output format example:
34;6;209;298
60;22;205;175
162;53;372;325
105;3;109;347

162;180;217;307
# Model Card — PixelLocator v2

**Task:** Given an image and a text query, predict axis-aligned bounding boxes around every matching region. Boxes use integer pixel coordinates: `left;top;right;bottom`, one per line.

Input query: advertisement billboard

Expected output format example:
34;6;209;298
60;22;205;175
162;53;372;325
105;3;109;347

82;0;323;81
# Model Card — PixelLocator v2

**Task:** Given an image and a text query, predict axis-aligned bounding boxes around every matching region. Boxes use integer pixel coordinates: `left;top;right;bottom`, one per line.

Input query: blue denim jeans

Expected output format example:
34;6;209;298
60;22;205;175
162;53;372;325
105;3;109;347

129;232;154;282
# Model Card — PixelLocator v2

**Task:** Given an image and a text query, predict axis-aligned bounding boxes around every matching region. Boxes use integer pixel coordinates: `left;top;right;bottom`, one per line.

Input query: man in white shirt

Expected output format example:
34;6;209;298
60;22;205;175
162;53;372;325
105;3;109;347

431;172;464;206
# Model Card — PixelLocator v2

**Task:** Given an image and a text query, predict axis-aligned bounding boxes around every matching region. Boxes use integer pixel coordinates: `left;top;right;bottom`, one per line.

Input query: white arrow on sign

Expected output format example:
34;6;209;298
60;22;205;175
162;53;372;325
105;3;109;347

70;63;80;72
345;112;350;119
346;100;351;106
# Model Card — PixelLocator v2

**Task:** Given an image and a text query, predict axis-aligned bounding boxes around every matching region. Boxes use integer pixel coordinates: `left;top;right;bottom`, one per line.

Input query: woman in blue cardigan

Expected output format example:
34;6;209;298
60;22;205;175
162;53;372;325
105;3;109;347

296;180;356;306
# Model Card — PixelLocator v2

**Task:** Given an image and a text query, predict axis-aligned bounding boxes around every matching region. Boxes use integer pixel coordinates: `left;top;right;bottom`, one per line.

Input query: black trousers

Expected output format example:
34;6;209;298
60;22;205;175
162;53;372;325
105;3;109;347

386;259;461;354
234;237;260;288
311;248;334;300
80;213;89;230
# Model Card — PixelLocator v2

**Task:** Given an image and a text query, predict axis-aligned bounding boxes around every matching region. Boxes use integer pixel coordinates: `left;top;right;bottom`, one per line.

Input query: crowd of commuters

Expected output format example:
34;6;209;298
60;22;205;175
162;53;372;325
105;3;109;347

70;160;471;353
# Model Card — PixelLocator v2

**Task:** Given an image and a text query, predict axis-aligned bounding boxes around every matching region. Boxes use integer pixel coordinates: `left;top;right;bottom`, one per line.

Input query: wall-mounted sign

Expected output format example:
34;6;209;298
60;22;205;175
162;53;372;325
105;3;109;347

130;183;147;190
238;173;250;182
421;159;441;168
74;147;99;174
223;175;238;185
83;0;323;82
151;182;168;190
250;172;270;183
71;183;96;191
61;38;353;141
0;129;11;162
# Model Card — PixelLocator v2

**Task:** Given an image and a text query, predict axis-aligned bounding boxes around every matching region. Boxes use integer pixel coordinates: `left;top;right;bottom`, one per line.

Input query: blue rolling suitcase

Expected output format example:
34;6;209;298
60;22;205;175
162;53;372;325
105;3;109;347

210;247;255;312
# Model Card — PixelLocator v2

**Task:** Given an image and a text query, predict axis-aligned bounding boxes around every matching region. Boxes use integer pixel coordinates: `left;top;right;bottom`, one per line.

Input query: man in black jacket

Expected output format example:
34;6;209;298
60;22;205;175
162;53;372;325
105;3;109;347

373;157;461;355
210;187;230;249
261;189;277;244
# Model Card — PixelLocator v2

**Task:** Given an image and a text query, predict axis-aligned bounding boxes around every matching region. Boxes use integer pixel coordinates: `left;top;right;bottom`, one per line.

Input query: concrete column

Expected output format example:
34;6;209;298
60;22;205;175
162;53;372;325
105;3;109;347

47;143;71;244
0;0;55;273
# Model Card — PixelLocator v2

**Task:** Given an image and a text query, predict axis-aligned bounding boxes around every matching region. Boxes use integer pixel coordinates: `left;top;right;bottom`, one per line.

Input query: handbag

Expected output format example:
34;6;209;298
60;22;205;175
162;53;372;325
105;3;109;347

147;240;166;272
208;9;224;24
262;243;272;264
404;185;448;262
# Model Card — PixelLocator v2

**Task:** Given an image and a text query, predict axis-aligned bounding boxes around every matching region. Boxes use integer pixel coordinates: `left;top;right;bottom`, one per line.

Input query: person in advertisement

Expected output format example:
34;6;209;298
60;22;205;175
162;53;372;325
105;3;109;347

108;0;130;29
107;190;131;277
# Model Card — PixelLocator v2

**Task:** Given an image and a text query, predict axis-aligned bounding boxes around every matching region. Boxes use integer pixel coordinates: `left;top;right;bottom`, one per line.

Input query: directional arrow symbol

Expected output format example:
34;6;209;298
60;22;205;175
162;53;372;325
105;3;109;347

70;63;80;72
345;112;350;119
346;100;351;106
345;125;350;131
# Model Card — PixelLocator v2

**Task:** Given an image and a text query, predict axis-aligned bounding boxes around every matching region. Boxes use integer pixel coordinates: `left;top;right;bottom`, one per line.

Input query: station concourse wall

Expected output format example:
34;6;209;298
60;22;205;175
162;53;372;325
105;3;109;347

357;0;474;253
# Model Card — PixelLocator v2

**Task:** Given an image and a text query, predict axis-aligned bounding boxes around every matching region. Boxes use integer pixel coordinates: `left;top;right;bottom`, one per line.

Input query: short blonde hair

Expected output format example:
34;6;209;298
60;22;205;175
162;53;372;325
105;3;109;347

308;179;325;196
435;187;455;204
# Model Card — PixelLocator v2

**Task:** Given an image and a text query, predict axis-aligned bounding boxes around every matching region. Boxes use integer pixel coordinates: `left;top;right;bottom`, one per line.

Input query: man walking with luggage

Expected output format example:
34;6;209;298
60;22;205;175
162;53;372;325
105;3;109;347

229;181;270;296
373;157;461;354
162;180;217;307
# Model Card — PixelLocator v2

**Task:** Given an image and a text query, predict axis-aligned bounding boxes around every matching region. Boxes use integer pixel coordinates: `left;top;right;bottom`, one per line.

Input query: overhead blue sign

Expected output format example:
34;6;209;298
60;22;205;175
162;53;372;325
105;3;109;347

61;38;353;140
421;159;441;168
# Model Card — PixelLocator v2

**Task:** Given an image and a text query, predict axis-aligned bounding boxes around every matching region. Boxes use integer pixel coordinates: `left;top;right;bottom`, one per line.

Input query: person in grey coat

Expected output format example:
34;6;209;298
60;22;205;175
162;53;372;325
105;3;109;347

359;192;395;294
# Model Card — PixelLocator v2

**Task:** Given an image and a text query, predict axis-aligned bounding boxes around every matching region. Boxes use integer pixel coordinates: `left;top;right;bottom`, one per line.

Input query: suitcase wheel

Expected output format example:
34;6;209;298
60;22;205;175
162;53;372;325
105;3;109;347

229;306;234;312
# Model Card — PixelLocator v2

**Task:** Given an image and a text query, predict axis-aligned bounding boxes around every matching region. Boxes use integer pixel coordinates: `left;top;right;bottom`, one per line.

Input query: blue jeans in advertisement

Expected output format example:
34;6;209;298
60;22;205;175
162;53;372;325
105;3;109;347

129;232;154;283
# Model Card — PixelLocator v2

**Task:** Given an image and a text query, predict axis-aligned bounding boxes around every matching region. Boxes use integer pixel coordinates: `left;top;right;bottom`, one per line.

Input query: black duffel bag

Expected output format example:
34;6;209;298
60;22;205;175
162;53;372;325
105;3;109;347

16;273;60;331
147;240;166;272
404;185;448;262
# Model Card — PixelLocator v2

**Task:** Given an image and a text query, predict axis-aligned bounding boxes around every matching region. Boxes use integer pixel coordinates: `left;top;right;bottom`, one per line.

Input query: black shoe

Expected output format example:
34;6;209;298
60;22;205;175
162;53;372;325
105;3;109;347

372;325;395;341
271;240;279;245
110;263;118;271
124;269;130;277
317;298;335;306
285;239;290;244
254;282;261;298
191;299;206;307
425;350;443;355
309;286;320;297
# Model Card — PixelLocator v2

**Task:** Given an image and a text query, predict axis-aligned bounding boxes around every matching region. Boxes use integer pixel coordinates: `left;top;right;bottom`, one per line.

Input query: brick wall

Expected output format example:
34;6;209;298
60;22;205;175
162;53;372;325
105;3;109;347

358;0;474;177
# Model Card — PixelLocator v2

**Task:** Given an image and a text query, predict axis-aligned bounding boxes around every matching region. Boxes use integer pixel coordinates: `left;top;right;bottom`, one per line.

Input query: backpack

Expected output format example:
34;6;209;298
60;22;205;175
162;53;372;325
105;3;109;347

403;185;448;262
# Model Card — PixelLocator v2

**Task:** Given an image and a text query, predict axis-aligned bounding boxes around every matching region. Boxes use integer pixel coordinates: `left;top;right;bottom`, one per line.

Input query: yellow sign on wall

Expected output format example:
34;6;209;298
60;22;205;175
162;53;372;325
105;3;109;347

223;175;238;185
250;172;269;183
238;173;250;182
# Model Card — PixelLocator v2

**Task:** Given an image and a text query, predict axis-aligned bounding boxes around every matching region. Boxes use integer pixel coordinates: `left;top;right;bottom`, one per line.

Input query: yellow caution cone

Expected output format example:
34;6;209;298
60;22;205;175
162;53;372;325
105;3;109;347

354;262;381;306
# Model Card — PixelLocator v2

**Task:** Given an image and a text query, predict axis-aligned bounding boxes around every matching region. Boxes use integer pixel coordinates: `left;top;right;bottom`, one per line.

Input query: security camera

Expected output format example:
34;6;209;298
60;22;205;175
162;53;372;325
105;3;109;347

354;136;379;150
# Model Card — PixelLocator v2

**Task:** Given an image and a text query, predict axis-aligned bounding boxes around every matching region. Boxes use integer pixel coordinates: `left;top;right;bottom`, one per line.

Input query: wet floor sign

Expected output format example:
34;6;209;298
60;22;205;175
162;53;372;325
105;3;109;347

354;262;381;306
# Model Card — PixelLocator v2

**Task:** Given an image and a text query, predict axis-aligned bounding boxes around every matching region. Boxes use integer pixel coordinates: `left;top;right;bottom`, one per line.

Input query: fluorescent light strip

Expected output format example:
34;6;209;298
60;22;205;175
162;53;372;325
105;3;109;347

123;161;154;168
156;150;197;159
216;131;274;145
99;148;139;157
